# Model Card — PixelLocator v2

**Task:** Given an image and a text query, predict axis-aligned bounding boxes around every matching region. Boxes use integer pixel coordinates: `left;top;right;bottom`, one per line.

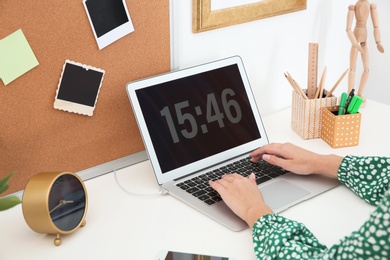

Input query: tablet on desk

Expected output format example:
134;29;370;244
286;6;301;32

156;250;235;260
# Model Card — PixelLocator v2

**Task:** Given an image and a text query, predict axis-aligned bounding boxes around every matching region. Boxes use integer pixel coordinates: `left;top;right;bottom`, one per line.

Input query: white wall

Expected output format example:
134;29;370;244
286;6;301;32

171;0;390;116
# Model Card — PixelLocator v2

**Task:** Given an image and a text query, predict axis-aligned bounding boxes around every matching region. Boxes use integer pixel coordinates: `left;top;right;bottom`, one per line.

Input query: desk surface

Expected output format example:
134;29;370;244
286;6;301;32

1;100;389;260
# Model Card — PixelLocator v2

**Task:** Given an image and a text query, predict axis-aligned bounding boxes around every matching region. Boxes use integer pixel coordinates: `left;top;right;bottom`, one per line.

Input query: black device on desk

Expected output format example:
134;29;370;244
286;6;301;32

156;250;234;260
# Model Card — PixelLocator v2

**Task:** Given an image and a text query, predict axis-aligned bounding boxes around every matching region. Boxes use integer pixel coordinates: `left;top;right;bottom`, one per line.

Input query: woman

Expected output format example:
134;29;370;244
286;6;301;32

209;142;389;259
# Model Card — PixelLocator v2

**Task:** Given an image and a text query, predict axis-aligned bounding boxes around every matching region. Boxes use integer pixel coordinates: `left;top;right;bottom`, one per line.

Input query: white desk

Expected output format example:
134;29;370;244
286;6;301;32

1;100;389;260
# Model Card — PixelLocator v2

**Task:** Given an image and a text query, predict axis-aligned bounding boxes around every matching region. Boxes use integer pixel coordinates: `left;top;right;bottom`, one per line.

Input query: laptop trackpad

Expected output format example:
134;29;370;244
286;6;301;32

260;180;310;211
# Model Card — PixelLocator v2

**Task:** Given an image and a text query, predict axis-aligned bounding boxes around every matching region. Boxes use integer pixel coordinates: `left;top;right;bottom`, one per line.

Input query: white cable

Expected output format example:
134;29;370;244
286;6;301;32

113;169;168;197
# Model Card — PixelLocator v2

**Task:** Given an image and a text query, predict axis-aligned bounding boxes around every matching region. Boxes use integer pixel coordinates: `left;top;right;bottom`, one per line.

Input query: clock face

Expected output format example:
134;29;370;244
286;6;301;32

48;174;86;231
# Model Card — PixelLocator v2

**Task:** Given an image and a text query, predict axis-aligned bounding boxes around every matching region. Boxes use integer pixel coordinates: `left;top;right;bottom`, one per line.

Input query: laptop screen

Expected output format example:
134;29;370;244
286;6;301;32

127;56;268;184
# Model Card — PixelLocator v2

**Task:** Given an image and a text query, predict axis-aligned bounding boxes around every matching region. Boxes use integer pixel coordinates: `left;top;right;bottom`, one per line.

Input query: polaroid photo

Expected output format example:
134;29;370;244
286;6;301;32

54;60;105;116
83;0;134;50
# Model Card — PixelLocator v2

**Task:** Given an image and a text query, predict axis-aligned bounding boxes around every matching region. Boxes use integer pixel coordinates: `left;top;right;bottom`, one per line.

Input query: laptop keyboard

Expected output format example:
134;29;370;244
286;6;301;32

176;157;288;205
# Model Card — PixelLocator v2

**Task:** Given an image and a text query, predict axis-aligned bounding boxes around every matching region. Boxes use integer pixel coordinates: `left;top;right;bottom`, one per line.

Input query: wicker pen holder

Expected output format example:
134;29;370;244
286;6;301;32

291;90;337;139
320;106;361;148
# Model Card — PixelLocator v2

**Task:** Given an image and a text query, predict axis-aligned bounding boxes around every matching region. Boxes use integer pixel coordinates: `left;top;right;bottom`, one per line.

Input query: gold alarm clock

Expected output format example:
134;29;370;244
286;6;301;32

22;172;88;246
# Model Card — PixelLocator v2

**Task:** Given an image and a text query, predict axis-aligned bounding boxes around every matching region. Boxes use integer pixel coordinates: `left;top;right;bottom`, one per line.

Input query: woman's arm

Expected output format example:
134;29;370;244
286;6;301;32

210;143;344;227
252;187;389;259
338;155;390;206
211;143;390;259
252;143;390;205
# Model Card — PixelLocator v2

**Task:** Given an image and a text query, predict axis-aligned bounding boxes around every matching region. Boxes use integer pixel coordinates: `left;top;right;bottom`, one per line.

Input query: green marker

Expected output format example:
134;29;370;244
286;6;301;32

347;95;363;114
338;92;348;115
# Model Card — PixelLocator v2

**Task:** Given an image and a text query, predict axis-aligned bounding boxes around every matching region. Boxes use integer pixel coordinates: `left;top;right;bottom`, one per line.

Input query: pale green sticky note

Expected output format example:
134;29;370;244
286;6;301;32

0;29;39;85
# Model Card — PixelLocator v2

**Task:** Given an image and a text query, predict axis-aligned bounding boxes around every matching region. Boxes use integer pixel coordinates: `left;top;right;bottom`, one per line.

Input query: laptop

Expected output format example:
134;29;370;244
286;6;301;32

126;56;339;231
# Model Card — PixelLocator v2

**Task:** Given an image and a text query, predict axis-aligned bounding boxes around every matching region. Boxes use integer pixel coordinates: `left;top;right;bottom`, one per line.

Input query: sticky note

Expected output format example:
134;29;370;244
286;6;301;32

0;29;39;85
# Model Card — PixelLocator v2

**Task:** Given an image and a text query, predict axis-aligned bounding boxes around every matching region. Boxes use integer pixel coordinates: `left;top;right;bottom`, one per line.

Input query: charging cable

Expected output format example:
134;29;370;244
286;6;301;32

113;169;168;197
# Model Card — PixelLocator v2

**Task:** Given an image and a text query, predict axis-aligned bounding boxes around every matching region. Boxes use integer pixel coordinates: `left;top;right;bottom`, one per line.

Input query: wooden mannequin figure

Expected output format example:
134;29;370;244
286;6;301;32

346;0;384;99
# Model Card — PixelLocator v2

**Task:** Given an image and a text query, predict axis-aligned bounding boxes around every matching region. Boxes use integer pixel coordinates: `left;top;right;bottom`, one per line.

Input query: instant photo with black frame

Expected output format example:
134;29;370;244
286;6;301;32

54;60;105;116
83;0;134;50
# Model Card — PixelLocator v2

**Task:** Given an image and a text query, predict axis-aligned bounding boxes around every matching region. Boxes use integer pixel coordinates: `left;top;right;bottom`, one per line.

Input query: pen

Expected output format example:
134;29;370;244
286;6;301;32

345;89;355;112
338;92;348;115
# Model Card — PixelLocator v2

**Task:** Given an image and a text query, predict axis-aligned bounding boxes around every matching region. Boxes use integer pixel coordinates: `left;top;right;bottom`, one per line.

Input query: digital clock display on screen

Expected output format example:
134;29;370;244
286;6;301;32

136;64;261;173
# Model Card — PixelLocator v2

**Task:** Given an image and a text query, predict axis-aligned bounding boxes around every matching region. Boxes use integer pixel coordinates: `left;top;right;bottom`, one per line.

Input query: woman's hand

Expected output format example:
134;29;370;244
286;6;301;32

209;143;343;228
250;143;342;178
209;173;272;228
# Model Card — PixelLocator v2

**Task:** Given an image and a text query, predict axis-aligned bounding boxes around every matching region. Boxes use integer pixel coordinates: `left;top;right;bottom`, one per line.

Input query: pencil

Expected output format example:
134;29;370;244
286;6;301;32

315;66;327;99
284;73;299;94
326;69;349;97
292;77;309;100
285;72;308;99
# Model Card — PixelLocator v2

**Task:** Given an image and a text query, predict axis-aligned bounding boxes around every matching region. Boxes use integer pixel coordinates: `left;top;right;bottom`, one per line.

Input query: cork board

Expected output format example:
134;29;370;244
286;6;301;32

0;0;170;195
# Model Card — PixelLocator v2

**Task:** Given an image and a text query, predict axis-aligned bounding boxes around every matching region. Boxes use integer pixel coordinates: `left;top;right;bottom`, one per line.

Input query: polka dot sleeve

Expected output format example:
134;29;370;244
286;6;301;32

252;214;327;259
326;188;390;259
338;156;390;206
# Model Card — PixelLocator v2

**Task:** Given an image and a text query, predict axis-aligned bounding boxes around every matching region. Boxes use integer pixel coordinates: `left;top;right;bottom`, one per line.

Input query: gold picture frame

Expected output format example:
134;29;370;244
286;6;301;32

193;0;307;33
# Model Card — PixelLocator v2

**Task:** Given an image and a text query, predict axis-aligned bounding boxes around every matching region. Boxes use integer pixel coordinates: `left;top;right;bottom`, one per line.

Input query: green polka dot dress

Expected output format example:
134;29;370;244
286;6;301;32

252;155;390;259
